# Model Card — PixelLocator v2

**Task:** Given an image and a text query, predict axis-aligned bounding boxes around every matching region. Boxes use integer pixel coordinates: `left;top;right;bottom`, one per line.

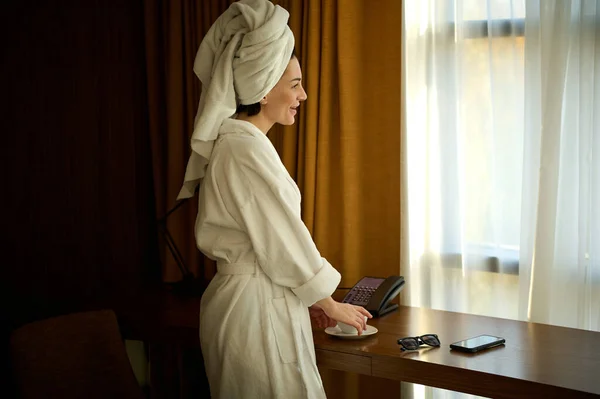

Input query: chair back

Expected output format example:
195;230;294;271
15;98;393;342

10;309;144;399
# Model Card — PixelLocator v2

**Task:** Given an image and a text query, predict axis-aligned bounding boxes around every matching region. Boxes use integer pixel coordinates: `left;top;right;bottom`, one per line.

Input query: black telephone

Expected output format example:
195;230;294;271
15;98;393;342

342;276;405;317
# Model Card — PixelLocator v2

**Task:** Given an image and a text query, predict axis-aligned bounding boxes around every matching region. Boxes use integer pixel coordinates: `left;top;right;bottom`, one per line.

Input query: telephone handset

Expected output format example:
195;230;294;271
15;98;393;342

341;276;405;317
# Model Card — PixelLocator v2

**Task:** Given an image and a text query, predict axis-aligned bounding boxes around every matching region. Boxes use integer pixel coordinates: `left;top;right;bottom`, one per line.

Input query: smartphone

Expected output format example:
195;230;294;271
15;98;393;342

449;334;505;353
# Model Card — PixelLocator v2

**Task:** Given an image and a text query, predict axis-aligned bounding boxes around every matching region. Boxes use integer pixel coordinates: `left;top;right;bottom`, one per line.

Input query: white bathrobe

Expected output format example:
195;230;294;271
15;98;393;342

197;118;341;398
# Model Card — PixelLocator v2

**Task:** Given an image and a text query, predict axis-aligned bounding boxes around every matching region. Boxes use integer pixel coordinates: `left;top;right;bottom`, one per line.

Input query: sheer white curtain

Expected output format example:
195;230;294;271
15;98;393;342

404;0;526;322
404;0;599;335
521;0;600;330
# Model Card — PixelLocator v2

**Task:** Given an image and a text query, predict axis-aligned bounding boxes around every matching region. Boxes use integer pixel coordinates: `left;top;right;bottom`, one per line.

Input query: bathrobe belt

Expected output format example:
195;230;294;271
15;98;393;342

217;261;263;275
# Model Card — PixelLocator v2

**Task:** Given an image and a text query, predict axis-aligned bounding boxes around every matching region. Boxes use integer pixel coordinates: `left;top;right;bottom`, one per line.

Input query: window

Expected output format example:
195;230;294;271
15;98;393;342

405;0;526;276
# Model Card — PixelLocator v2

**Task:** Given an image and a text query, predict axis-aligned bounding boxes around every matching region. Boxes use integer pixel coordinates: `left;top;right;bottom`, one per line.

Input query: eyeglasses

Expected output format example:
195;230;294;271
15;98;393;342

397;334;440;351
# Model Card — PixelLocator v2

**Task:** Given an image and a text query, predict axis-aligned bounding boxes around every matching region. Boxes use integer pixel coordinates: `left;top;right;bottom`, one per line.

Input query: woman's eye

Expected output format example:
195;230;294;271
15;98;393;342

292;84;299;89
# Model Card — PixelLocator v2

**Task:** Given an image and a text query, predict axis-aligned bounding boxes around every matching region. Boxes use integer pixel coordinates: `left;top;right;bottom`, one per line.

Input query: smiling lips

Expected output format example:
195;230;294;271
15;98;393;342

290;104;299;115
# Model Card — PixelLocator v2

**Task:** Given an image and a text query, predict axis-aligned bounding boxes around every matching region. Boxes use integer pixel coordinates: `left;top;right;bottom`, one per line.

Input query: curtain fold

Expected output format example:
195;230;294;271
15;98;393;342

401;0;410;305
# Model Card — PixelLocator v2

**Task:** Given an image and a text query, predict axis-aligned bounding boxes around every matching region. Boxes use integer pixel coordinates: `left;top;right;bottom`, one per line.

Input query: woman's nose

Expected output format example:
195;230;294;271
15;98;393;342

300;87;307;101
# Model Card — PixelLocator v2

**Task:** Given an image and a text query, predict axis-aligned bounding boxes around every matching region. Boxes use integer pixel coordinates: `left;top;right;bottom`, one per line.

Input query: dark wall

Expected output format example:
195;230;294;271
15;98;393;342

1;0;159;393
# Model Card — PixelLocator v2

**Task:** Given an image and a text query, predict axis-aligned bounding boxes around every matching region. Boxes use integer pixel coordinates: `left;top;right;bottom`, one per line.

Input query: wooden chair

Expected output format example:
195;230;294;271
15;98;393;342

10;309;145;399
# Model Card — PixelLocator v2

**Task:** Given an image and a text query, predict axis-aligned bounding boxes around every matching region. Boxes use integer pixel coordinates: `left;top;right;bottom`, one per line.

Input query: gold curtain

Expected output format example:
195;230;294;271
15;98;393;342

272;0;402;286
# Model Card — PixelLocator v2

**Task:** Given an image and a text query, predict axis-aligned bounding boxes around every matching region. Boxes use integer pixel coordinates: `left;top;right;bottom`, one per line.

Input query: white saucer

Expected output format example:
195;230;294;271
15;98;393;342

324;325;378;339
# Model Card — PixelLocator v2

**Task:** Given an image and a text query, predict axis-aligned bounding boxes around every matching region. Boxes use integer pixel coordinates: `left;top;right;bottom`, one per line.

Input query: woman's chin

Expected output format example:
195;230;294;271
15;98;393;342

279;116;296;126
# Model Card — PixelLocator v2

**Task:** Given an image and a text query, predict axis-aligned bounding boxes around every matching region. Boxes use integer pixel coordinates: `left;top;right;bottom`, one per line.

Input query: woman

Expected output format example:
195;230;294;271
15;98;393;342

177;1;372;397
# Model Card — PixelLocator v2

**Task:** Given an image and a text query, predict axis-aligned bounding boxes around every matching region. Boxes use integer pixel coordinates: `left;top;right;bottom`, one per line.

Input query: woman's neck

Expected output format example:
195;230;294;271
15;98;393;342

235;113;274;135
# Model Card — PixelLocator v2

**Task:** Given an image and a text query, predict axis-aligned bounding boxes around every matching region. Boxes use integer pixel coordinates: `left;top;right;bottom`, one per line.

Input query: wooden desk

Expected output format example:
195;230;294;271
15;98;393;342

118;288;600;398
314;305;600;398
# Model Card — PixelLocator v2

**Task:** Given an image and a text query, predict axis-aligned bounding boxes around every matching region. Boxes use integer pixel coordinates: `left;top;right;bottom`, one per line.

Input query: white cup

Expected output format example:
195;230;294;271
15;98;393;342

337;316;368;334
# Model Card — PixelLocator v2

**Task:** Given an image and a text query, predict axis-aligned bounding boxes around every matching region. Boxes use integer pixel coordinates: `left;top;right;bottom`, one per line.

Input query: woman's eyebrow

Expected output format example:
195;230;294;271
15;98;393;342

290;77;302;82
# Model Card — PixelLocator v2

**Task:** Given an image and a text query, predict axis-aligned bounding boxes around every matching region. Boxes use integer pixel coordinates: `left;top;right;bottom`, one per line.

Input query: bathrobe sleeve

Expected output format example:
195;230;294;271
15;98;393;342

218;137;341;307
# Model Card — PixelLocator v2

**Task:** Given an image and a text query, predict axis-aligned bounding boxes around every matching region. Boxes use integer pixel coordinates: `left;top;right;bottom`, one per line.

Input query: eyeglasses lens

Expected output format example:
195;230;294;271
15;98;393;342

400;338;419;350
421;335;440;346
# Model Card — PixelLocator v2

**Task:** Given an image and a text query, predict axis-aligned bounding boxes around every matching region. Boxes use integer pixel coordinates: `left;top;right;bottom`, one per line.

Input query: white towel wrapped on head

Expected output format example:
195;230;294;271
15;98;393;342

178;0;295;199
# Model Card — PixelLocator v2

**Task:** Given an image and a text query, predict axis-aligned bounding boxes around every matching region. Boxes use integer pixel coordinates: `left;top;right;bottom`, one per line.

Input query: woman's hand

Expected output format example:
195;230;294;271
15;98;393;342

315;297;372;335
308;305;337;329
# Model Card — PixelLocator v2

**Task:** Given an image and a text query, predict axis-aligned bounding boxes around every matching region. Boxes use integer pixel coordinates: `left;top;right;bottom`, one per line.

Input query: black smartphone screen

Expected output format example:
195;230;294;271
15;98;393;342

450;334;505;352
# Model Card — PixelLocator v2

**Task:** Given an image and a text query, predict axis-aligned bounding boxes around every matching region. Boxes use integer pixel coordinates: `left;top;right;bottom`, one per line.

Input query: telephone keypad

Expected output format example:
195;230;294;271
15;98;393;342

344;285;375;306
340;275;404;316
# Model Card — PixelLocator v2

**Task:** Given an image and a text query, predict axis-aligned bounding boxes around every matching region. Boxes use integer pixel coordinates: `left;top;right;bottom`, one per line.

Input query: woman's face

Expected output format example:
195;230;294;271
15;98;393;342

262;56;307;126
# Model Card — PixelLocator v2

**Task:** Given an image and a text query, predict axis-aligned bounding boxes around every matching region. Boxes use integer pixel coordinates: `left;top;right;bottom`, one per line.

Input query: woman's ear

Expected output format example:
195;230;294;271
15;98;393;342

260;97;268;106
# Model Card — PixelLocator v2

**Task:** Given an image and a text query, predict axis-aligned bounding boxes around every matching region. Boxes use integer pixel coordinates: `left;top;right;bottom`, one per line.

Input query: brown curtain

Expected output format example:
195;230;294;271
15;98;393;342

145;0;237;283
144;2;236;397
3;0;158;396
